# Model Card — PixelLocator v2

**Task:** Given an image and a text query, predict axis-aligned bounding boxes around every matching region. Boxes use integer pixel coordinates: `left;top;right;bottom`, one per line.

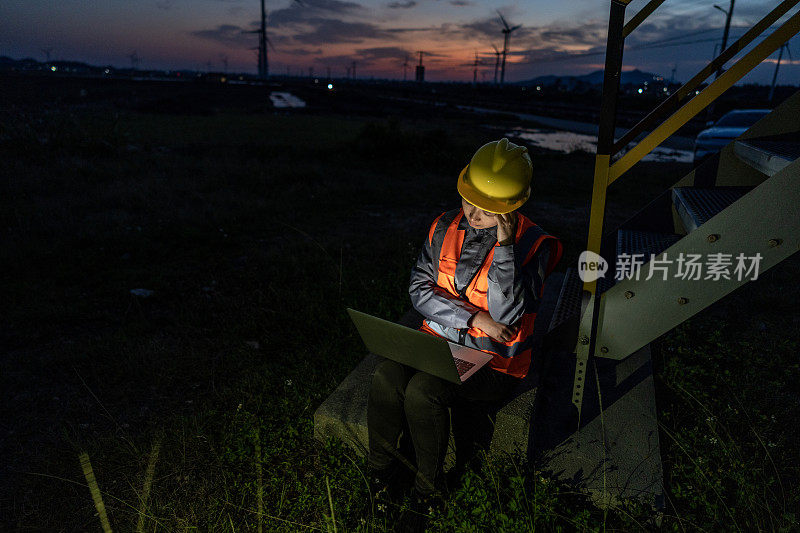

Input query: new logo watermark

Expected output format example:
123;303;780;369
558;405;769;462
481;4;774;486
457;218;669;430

577;251;763;282
577;250;608;282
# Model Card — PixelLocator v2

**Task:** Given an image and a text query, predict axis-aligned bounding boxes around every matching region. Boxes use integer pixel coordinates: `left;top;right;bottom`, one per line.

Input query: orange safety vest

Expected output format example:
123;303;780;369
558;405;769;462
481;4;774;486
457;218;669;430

419;209;563;379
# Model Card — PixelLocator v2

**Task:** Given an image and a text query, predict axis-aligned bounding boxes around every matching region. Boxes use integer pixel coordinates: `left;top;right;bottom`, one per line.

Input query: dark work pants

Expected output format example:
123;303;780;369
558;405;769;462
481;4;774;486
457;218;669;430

366;357;520;495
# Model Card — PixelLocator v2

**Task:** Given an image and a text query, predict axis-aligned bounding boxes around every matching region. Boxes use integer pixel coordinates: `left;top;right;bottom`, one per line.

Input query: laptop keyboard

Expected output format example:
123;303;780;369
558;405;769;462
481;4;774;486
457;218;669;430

454;357;476;377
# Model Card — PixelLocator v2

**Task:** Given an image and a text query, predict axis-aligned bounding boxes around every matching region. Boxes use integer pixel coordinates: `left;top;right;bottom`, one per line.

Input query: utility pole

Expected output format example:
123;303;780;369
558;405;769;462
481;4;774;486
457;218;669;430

707;1;735;121
41;47;53;63
327;66;331;79
403;54;409;81
221;55;228;73
351;61;356;79
415;51;425;82
309;66;314;78
473;52;479;84
713;1;735;80
768;43;790;105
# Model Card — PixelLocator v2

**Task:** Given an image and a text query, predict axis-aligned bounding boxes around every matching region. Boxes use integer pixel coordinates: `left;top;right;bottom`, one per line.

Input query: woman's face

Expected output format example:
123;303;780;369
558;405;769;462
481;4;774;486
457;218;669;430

461;198;498;229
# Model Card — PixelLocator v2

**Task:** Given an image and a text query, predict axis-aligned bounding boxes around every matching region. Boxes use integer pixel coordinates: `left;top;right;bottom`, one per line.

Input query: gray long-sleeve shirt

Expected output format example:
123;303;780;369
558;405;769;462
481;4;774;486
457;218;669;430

409;210;550;343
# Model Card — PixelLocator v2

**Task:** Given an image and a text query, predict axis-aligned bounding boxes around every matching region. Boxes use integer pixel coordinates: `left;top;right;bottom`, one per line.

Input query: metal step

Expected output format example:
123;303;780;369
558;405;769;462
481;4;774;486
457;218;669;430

671;186;752;233
616;229;681;259
548;268;581;333
733;135;800;176
548;268;616;334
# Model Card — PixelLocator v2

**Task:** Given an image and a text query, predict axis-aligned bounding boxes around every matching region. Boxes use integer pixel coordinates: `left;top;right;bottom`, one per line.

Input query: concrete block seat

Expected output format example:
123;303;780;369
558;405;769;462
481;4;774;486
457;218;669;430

313;273;564;469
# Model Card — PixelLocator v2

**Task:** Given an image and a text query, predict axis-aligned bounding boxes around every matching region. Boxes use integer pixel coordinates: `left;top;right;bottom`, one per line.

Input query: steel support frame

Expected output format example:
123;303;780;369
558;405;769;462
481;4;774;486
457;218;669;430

613;0;800;153
609;10;800;184
595;158;800;360
572;1;800;419
573;0;628;418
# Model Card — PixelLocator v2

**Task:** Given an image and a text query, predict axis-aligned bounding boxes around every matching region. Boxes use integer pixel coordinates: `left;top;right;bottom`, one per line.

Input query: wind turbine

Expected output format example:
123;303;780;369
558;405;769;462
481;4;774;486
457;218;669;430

491;44;501;85
497;10;521;85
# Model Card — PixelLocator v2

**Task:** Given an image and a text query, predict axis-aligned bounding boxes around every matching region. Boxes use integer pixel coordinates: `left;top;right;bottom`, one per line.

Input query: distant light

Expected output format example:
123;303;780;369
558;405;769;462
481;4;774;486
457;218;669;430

220;76;227;83
314;78;319;84
50;65;57;72
695;90;700;95
104;68;110;74
638;88;643;94
663;87;668;92
536;85;541;91
327;83;334;90
644;81;648;85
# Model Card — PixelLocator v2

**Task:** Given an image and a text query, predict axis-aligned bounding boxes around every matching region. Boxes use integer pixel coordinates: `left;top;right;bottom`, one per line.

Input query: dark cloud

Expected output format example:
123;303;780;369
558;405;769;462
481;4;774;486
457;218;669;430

387;1;417;8
450;0;472;5
190;24;255;49
311;46;411;67
287;47;323;56
269;0;365;27
356;46;411;60
292;19;394;45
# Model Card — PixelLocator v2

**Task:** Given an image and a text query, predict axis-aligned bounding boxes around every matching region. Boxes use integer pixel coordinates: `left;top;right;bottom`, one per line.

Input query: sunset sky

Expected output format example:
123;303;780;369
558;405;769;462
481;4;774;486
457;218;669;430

2;0;798;84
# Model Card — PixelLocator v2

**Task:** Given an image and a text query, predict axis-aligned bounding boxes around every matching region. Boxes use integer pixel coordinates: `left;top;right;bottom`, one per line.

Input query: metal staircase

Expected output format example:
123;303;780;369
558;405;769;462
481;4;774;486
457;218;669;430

555;0;800;419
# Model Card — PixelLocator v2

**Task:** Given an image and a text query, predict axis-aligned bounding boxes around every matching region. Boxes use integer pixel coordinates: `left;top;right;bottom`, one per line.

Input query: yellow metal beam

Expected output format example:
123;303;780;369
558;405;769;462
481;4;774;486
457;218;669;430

608;10;800;185
582;155;612;296
614;0;799;153
623;0;666;38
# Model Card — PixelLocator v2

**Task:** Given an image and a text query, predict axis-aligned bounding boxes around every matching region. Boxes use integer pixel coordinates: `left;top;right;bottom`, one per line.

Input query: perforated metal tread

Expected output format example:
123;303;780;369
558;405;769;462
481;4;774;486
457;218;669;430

734;134;800;176
548;268;582;333
616;229;682;260
547;268;615;334
671;186;752;233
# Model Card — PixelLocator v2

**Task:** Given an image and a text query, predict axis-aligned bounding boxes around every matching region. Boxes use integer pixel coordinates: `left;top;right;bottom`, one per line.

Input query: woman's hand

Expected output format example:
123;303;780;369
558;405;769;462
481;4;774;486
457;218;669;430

468;311;519;342
494;212;517;246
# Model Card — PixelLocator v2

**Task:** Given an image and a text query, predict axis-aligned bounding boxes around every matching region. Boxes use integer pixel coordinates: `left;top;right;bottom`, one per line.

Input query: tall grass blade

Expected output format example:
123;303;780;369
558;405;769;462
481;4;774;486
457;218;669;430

79;452;113;533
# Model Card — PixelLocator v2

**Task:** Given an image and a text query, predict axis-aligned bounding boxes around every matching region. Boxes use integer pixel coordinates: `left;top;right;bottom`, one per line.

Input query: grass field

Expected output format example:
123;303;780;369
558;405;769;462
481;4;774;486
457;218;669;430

1;97;798;531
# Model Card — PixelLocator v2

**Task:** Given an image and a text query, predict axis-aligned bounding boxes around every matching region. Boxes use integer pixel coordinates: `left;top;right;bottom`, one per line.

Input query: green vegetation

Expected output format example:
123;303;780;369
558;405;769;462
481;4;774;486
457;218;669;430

1;104;797;531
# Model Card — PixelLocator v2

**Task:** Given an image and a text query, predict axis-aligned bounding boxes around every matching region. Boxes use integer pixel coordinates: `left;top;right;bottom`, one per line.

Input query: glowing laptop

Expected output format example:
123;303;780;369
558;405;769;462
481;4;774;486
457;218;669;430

346;308;493;385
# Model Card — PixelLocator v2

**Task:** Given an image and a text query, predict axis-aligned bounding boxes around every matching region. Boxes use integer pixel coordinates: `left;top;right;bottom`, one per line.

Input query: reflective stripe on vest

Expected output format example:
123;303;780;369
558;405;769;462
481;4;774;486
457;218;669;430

420;209;563;379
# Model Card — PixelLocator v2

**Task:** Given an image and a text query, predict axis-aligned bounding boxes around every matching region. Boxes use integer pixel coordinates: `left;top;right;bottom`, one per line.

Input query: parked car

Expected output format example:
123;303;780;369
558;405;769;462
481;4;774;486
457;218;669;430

693;109;770;163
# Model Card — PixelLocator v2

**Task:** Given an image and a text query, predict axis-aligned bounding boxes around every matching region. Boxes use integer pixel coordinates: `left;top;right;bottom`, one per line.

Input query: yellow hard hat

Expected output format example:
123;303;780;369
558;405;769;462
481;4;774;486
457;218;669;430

457;138;532;214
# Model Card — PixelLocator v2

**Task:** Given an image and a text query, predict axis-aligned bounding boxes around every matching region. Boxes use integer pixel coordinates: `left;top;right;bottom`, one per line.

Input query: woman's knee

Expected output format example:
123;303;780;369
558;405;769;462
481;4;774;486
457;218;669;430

404;372;448;412
370;359;408;397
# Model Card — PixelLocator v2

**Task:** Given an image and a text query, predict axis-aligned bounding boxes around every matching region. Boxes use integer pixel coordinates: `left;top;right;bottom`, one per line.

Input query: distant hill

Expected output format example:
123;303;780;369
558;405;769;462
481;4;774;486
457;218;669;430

519;69;668;88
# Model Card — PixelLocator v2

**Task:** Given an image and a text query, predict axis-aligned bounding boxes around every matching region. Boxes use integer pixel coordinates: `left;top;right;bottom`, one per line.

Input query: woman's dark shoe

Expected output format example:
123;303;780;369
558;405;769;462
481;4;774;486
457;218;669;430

367;461;411;514
393;487;446;533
